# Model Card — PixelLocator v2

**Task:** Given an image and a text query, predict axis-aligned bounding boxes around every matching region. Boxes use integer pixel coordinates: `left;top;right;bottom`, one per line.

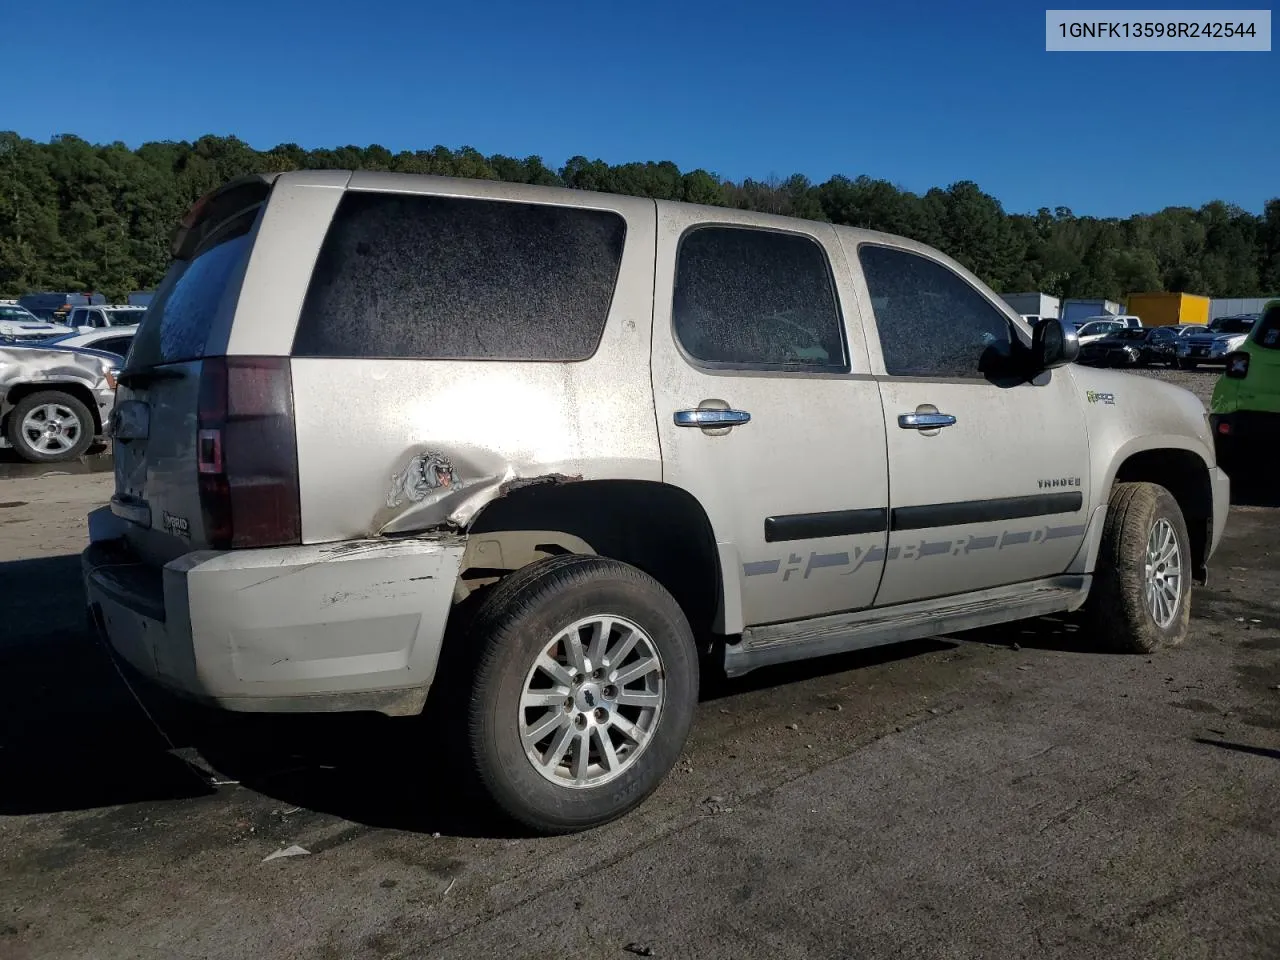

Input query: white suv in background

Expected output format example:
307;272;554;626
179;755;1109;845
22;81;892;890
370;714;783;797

64;304;147;334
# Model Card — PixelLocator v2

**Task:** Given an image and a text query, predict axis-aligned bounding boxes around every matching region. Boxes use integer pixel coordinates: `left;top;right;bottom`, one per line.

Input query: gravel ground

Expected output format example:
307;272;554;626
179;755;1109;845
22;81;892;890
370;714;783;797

1133;364;1221;406
2;378;1277;960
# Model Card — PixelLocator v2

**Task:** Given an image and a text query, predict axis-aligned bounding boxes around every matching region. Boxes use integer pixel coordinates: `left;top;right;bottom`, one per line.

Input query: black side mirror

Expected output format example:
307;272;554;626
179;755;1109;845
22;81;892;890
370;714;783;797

1032;318;1079;370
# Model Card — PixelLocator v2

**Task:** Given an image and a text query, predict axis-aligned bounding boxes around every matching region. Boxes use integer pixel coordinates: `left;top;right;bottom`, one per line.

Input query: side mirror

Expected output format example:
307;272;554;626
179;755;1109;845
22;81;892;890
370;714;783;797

1032;318;1079;370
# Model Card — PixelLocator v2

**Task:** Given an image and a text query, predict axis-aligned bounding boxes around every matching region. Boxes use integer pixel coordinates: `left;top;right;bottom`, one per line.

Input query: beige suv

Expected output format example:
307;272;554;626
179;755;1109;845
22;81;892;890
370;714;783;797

83;171;1230;833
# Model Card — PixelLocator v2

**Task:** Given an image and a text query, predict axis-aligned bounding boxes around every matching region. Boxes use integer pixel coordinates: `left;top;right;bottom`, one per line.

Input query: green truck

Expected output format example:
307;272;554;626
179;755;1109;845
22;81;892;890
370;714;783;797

1210;299;1280;466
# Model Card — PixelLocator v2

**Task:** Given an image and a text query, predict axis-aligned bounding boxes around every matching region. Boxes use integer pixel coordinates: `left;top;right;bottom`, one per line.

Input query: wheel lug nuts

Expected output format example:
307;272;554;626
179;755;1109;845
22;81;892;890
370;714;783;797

603;685;617;699
572;674;584;686
564;697;573;711
593;707;607;721
574;714;587;729
592;668;603;680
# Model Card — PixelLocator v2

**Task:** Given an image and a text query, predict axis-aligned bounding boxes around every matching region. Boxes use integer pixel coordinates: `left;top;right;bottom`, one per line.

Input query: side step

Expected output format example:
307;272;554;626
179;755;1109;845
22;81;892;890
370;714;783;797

723;575;1091;678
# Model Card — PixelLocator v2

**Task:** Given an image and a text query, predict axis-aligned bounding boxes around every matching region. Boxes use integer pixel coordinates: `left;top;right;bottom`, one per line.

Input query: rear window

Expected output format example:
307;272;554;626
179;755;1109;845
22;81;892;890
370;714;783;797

126;215;256;369
1252;305;1280;350
291;192;627;361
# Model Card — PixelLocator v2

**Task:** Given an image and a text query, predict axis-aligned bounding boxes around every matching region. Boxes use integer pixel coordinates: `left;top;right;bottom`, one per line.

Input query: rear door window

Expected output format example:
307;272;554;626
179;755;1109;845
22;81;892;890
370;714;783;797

671;225;848;371
292;192;627;361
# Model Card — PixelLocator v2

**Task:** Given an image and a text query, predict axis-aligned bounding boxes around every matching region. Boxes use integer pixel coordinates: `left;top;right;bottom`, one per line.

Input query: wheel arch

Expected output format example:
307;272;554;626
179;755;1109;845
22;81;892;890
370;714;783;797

3;381;104;433
461;479;728;641
1078;441;1215;583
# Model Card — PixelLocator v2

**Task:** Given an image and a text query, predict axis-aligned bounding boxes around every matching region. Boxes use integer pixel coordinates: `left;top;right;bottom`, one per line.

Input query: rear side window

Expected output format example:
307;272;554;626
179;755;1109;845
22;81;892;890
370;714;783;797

859;244;1016;378
672;225;847;371
126;218;256;369
1252;305;1280;349
96;336;133;357
292;192;627;361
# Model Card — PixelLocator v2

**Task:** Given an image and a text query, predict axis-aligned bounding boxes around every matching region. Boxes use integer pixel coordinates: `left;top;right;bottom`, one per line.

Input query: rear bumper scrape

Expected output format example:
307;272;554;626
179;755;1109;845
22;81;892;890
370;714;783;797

83;508;466;716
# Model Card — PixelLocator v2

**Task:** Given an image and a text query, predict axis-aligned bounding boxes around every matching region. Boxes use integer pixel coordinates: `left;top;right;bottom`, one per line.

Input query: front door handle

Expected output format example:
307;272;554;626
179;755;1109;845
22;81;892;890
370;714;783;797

675;408;751;428
898;412;957;430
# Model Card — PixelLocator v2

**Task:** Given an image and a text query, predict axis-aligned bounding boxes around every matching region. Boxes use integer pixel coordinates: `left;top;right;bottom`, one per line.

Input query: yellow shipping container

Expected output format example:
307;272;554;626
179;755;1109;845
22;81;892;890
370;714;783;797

1125;292;1210;328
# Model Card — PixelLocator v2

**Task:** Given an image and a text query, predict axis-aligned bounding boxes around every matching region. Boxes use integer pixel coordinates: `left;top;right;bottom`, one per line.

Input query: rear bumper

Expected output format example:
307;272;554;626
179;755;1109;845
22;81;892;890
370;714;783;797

82;507;466;716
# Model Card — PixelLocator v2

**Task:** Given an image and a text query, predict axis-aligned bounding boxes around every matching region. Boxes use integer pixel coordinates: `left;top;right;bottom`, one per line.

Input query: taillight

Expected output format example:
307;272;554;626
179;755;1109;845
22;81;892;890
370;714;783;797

1225;352;1250;379
197;357;301;550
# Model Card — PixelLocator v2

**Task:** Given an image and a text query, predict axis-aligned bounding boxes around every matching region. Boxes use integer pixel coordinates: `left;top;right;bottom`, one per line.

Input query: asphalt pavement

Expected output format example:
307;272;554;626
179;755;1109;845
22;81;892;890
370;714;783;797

1;367;1277;960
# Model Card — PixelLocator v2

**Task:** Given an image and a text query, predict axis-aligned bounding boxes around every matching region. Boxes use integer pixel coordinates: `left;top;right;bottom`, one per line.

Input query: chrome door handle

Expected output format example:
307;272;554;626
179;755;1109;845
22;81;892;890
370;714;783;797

674;409;751;427
898;412;957;429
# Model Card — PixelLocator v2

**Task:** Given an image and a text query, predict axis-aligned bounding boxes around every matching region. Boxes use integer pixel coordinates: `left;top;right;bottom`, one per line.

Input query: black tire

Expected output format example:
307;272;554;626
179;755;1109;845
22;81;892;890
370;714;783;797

5;390;95;463
1084;482;1191;654
464;554;698;834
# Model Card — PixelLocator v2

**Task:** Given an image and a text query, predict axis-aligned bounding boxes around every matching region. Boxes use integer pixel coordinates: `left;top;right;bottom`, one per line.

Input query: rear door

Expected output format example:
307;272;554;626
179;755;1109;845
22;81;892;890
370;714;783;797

650;205;890;630
841;238;1092;607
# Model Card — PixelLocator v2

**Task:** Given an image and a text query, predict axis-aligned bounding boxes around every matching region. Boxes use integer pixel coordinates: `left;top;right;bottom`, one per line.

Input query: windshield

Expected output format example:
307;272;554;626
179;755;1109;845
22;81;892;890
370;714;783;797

0;306;41;322
1208;316;1257;334
105;309;146;326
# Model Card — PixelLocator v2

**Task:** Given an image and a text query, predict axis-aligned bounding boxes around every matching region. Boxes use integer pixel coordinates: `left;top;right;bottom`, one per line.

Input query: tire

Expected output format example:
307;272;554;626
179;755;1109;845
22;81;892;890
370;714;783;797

5;390;95;463
1084;482;1191;654
464;554;698;834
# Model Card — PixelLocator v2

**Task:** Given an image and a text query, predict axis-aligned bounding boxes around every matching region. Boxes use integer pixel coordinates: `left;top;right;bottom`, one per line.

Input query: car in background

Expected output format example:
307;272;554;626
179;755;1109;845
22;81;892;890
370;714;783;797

1078;326;1179;368
1210;301;1280;468
63;304;147;333
17;292;105;324
0;304;72;343
0;341;120;462
40;327;136;360
1073;317;1130;345
1176;314;1260;369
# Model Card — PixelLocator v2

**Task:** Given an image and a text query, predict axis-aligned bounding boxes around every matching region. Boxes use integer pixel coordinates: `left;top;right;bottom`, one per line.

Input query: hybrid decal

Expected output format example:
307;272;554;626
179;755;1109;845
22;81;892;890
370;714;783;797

742;523;1089;581
1086;390;1116;405
162;511;190;539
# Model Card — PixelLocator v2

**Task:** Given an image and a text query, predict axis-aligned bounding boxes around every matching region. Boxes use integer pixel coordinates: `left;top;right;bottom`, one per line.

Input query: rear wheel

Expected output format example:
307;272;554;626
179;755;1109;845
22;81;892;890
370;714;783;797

5;390;95;463
464;555;698;834
1084;482;1191;654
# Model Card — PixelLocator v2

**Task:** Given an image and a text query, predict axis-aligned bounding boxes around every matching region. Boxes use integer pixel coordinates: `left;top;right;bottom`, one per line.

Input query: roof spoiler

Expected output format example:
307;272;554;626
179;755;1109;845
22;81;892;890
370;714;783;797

170;173;281;260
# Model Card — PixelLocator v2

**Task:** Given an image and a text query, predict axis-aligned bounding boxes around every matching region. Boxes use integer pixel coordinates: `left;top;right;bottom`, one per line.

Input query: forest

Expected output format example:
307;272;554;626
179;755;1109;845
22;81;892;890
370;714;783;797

0;131;1277;303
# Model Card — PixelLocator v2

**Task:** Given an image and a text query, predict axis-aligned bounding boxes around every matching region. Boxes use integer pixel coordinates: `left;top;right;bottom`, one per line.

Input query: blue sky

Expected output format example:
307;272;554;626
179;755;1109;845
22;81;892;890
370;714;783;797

3;0;1275;217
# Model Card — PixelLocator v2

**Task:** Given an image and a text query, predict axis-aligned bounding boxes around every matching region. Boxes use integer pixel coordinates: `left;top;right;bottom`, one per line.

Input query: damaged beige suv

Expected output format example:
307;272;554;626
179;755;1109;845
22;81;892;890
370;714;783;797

84;171;1229;833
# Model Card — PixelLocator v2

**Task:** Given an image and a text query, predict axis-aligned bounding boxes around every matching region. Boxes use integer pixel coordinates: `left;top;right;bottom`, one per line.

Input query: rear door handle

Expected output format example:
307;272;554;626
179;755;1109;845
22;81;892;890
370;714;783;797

898;412;957;429
675;409;751;427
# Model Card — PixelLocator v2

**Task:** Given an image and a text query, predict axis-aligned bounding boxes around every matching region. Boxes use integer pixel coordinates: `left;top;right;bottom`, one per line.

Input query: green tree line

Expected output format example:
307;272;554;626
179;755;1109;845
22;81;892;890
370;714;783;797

1;132;1277;303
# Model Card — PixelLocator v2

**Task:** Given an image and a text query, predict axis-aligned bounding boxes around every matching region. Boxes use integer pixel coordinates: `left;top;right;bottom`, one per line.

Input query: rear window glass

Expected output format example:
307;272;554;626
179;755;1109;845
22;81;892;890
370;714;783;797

1252;306;1280;349
292;192;627;361
126;222;255;368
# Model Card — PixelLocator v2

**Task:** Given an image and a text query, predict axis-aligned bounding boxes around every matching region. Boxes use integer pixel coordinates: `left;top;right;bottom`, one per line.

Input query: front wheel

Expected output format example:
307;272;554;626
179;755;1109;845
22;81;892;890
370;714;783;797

1084;482;1191;653
5;390;95;462
464;555;699;834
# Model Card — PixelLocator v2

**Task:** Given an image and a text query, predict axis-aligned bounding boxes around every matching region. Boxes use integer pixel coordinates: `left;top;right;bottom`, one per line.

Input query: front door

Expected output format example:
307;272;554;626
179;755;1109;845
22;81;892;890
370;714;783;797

842;239;1092;607
650;204;890;630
